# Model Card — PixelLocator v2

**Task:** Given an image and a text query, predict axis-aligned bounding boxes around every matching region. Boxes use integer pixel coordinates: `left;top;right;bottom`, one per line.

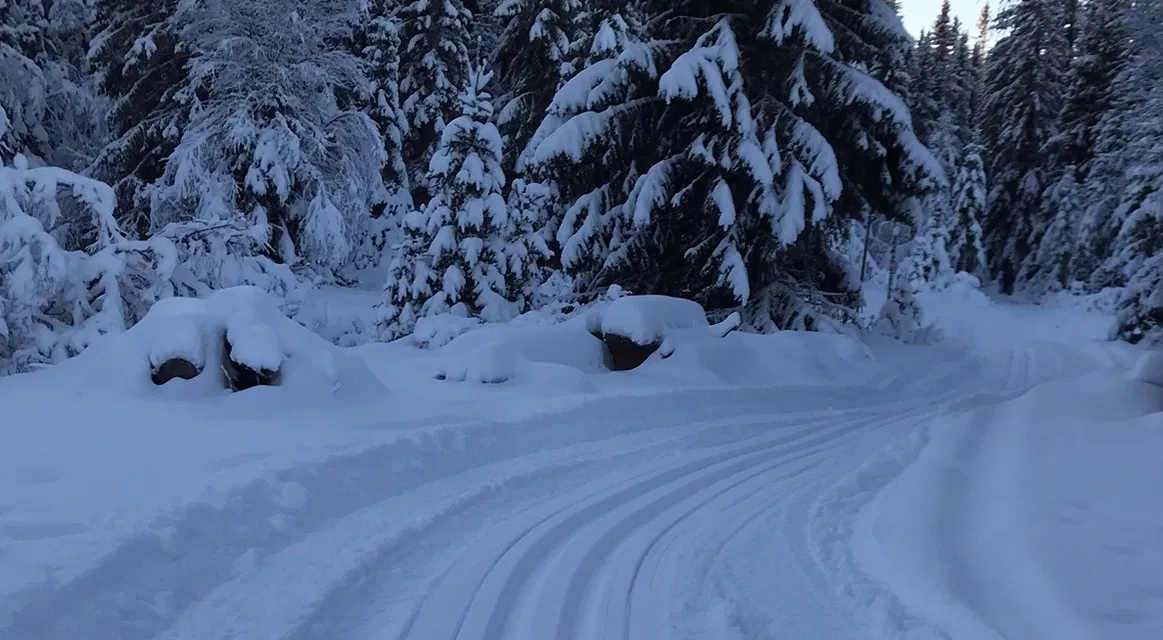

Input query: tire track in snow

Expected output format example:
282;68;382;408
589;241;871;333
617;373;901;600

577;402;953;640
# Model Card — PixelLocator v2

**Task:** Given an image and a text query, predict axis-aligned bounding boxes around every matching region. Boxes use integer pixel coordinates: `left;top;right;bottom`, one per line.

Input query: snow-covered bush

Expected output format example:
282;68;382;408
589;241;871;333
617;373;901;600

410;312;483;350
875;285;934;344
151;217;302;300
0;155;171;373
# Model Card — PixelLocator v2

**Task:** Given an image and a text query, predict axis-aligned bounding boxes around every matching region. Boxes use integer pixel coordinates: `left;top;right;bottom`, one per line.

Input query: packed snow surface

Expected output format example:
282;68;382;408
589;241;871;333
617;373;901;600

0;285;1156;640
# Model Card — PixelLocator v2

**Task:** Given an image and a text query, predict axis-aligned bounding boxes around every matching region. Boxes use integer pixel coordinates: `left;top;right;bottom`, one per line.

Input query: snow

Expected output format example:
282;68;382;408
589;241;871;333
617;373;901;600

852;369;1163;640
54;286;382;401
597;294;710;344
0;285;1159;640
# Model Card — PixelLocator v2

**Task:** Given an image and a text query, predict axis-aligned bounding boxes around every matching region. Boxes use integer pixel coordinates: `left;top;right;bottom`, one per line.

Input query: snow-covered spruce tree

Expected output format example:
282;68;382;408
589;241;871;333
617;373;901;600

979;0;1070;294
1070;0;1138;290
805;0;944;308
947;144;988;277
0;12;49;163
11;0;102;170
0;153;175;374
398;0;473;201
348;0;413;267
88;0;188;238
1104;5;1163;344
1109;161;1163;345
1025;171;1084;294
906;205;952;287
906;31;940;145
875;282;925;343
377;67;517;340
527;0;938;330
1027;0;1129;291
503;177;552;309
492;0;584;172
151;0;386;285
905;10;982;290
521;0;646;302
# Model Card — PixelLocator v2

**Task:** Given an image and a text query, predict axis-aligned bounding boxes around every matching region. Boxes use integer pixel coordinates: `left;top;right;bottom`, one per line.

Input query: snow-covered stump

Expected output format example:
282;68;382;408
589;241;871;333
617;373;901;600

134;287;366;396
223;322;282;391
146;299;216;387
590;295;714;371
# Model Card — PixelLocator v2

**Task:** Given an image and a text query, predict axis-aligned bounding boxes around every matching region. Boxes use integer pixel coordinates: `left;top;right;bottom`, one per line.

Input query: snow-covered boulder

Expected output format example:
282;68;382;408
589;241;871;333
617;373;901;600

590;295;712;370
66;286;383;401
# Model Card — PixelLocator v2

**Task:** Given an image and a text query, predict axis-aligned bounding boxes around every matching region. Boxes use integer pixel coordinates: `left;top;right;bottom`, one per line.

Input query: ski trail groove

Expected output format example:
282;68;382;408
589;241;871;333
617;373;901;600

398;419;856;640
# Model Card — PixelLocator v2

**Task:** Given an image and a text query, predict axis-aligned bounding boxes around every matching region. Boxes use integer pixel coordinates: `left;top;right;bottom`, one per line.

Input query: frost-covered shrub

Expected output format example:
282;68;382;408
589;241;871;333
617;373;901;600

152;217;302;300
0;155;169;373
874;286;932;344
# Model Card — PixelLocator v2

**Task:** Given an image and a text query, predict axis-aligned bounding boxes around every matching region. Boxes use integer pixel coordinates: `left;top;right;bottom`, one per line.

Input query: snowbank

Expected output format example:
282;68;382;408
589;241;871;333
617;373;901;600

630;327;878;388
854;369;1163;640
1130;349;1163;387
44;286;384;402
364;309;878;393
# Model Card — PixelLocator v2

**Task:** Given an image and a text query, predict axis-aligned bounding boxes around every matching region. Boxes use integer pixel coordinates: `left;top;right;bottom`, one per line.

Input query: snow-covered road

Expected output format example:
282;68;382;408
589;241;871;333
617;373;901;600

3;330;1143;640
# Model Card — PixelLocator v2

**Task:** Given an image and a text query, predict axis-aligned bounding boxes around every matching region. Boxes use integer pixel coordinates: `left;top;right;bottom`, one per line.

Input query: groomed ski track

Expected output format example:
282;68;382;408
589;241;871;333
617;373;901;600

1;341;1120;640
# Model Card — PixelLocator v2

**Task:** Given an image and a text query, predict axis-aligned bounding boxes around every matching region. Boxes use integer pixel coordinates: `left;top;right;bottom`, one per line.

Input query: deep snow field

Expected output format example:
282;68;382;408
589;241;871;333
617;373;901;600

1;281;1160;640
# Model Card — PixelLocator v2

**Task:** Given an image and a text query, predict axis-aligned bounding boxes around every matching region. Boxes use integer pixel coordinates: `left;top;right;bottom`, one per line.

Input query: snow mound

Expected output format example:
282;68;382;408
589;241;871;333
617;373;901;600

598;295;709;344
437;320;608;386
631;326;879;387
56;286;384;402
1130;349;1163;387
411;312;484;349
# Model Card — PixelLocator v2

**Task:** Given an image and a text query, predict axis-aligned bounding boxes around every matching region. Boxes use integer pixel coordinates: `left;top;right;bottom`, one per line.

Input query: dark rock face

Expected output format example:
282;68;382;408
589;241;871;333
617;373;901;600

150;358;202;385
596;332;661;371
222;337;280;392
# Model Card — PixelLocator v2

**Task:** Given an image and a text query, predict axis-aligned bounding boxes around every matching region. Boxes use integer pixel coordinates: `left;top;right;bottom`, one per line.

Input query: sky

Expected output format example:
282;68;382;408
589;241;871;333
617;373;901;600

899;0;990;38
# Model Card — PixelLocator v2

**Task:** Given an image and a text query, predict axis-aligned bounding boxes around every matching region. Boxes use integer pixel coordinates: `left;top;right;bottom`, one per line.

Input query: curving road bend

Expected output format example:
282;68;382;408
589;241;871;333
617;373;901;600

1;340;1119;640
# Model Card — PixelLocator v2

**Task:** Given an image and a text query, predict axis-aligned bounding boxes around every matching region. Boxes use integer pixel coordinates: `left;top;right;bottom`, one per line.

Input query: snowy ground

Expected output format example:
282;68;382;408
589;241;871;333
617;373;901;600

0;285;1157;640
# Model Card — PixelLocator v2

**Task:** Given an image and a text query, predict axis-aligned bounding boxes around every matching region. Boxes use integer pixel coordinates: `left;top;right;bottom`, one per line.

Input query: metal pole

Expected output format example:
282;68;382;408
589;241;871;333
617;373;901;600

887;223;900;299
859;208;873;282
